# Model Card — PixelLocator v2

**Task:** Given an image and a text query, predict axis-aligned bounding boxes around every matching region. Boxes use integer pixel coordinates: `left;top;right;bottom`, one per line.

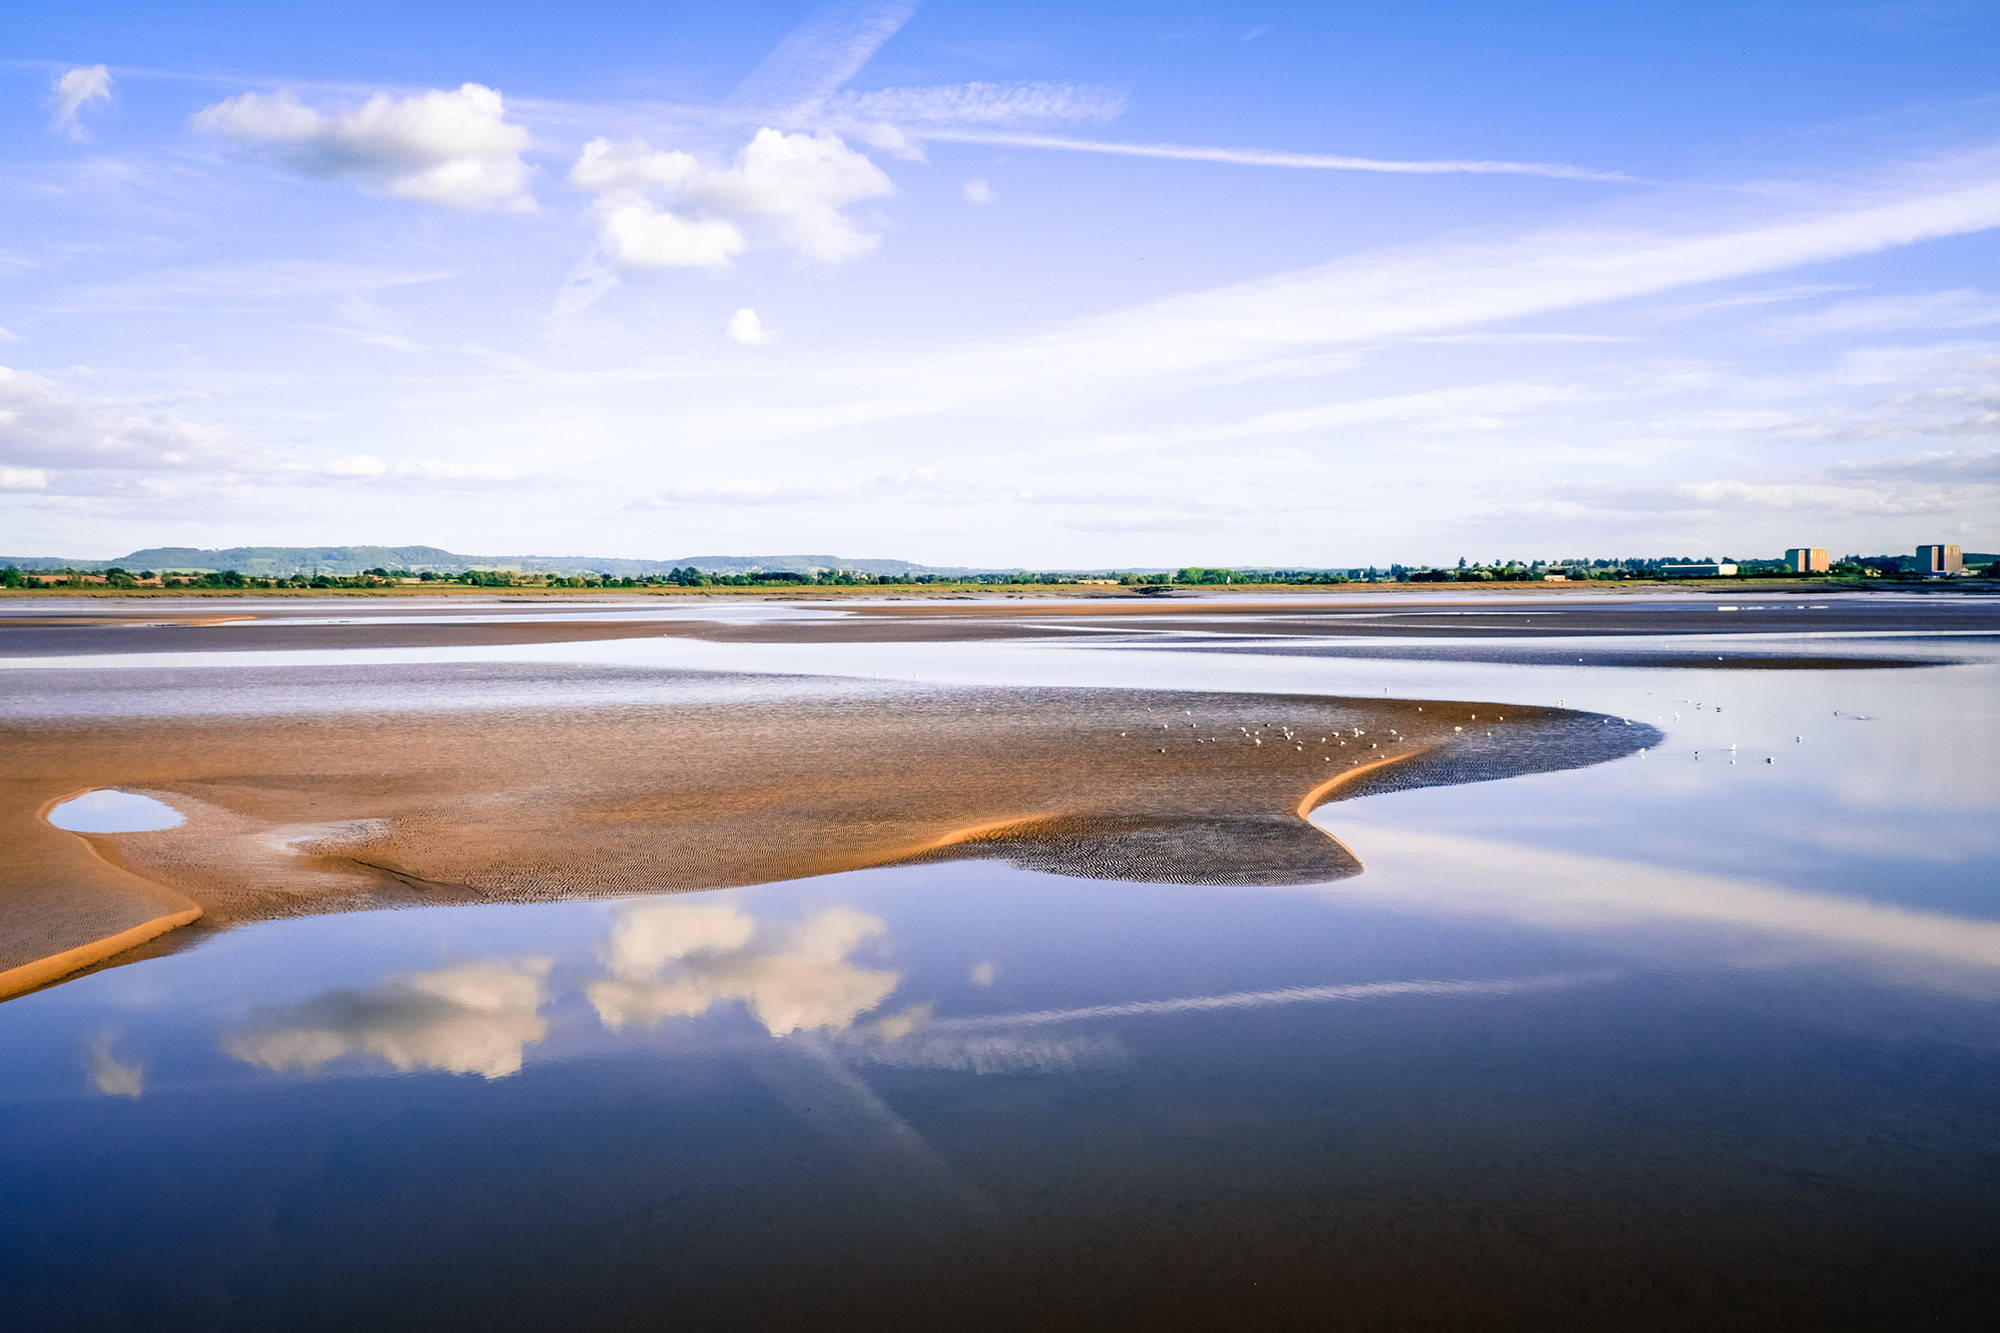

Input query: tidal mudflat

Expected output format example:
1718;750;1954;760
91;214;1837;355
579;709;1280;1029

2;591;1996;1328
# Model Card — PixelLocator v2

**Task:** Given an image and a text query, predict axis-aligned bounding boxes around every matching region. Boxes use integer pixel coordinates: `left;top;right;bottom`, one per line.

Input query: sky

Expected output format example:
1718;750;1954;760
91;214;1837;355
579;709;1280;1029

3;0;1999;567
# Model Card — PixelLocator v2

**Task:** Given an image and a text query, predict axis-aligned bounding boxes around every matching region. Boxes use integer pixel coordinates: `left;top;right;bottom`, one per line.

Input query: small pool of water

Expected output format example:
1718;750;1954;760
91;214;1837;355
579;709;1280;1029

46;789;183;833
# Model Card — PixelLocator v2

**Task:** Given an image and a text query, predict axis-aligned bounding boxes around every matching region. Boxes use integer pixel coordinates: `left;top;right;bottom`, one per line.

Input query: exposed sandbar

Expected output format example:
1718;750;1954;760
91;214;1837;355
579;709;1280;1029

1;679;1652;998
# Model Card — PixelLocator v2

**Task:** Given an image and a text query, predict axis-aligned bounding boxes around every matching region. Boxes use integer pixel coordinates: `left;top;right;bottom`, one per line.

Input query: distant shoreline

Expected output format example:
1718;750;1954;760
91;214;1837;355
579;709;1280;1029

4;576;1986;601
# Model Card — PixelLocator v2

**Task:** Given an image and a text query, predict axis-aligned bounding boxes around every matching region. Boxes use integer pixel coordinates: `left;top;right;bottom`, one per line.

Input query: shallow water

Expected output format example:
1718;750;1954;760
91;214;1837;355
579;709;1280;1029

3;607;1998;1329
45;790;186;834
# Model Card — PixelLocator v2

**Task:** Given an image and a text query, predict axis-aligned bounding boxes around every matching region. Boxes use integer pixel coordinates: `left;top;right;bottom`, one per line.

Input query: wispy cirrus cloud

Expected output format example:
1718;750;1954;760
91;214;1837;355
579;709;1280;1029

728;0;923;118
909;129;1633;182
827;80;1126;129
1761;288;2000;337
1834;448;2000;482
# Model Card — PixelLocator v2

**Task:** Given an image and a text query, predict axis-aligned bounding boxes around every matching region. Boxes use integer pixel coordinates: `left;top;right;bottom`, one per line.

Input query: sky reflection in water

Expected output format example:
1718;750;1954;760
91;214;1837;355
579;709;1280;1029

2;632;1997;1327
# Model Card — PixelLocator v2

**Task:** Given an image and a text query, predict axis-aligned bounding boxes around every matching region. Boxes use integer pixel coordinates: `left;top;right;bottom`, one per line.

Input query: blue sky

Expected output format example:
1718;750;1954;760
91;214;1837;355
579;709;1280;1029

4;0;1999;564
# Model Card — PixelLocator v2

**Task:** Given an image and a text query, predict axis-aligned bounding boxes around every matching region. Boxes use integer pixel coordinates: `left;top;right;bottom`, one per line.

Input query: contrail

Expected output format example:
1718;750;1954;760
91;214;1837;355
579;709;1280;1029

929;970;1614;1032
729;0;922;116
916;129;1632;182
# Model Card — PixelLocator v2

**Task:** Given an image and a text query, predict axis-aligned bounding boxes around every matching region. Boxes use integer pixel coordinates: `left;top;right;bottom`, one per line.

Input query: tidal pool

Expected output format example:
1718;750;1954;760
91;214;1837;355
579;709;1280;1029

45;789;184;834
2;610;1996;1329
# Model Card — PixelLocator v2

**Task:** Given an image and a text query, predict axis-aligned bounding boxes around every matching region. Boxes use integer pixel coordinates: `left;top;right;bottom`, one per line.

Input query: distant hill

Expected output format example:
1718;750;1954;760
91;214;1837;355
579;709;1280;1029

0;546;997;578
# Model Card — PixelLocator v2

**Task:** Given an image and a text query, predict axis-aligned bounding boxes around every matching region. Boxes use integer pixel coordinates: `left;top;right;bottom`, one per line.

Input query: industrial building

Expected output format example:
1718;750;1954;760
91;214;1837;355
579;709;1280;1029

1784;547;1829;573
1916;544;1964;576
1657;563;1738;578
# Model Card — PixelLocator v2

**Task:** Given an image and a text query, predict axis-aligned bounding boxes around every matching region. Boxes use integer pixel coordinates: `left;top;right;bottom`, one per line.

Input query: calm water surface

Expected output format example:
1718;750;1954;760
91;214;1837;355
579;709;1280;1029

4;616;1997;1330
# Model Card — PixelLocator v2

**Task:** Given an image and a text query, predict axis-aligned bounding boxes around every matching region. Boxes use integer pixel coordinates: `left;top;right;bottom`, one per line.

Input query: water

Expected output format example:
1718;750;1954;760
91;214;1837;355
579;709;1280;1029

3;608;1997;1329
45;790;185;833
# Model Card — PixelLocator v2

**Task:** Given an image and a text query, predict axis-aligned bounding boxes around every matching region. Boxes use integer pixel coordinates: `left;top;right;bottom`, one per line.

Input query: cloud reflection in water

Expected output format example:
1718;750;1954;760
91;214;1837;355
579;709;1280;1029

225;957;552;1079
87;1031;144;1097
587;902;901;1037
1333;826;2000;993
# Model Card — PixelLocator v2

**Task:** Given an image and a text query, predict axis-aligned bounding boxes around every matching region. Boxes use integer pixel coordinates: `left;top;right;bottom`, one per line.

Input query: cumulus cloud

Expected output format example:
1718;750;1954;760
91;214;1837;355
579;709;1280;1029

587;901;900;1037
962;178;994;205
50;65;112;138
572;129;893;269
192;83;534;210
725;308;774;345
0;466;49;490
0;364;244;474
225;958;552;1079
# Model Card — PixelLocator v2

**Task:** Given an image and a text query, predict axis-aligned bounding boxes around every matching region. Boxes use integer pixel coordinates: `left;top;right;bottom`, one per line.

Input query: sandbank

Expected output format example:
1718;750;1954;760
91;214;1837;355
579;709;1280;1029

0;678;1651;999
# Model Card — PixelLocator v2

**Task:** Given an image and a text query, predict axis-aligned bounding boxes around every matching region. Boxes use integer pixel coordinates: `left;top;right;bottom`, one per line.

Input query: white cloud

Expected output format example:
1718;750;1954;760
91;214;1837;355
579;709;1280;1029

915;129;1631;181
728;0;921;116
923;170;2000;400
0;326;22;342
726;307;774;345
1835;448;2000;483
0;364;243;473
0;466;50;490
587;902;900;1038
225;958;553;1079
192;83;534;210
962;178;994;205
50;66;112;139
388;458;518;481
573;129;893;269
1764;288;2000;337
322;454;516;481
56;261;459;313
594;197;745;269
829;81;1127;128
322;454;387;477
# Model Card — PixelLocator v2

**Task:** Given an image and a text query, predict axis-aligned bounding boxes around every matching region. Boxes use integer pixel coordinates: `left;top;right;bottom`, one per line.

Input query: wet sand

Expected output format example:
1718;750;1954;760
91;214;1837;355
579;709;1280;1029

1;590;1993;656
0;677;1651;998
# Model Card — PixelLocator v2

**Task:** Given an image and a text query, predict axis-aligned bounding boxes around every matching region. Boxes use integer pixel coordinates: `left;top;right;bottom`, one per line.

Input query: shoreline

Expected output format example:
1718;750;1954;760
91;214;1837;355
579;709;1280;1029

6;575;1986;603
2;682;1652;999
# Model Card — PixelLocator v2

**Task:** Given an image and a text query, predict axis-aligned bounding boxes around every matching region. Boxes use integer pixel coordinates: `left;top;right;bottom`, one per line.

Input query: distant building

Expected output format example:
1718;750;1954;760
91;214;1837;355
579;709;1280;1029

1657;563;1738;578
1784;547;1828;573
1916;544;1963;576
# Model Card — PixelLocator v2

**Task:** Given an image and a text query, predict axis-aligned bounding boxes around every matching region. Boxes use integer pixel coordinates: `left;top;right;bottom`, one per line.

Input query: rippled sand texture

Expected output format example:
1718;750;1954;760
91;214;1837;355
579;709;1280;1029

1;675;1653;996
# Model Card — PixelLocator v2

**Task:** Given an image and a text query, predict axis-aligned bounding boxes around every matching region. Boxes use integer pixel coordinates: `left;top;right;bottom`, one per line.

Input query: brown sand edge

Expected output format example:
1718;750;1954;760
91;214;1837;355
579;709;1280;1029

0;719;1437;999
1295;751;1421;819
0;789;210;1000
0;905;203;1000
0;768;1395;1000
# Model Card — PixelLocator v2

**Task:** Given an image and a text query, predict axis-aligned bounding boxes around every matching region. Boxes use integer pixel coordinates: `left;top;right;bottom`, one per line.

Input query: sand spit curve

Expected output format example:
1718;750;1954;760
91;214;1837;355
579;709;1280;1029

0;676;1657;1000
